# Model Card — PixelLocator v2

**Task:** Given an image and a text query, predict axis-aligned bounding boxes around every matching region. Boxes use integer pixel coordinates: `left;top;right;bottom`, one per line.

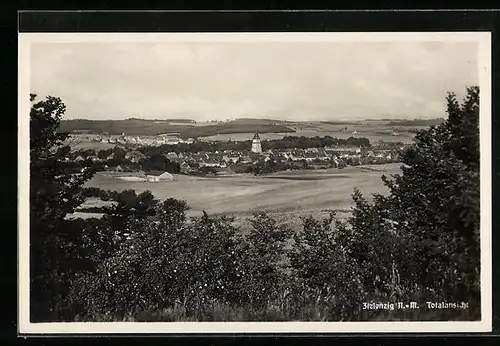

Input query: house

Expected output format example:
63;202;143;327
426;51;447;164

75;155;85;162
303;151;319;162
145;171;174;182
305;148;319;153
274;154;287;162
125;150;146;163
239;156;252;164
200;158;220;168
191;154;204;162
115;165;124;172
325;146;361;155
166;139;180;145
223;155;239;164
87;155;99;162
165;152;179;161
161;133;181;140
372;149;392;158
106;153;115;160
180;162;193;174
316;148;331;161
288;150;305;162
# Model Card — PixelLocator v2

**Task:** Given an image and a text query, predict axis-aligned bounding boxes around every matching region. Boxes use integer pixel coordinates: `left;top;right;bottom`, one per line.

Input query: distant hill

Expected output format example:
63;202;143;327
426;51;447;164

59;118;295;138
386;118;445;126
127;118;196;123
157;119;196;123
231;118;296;125
319;121;359;125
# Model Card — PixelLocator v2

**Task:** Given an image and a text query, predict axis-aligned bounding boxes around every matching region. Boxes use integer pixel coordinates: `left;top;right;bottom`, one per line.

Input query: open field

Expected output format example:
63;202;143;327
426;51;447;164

62;118;434;151
60;118;295;137
198;121;430;144
82;163;402;229
199;130;415;144
60;118;437;145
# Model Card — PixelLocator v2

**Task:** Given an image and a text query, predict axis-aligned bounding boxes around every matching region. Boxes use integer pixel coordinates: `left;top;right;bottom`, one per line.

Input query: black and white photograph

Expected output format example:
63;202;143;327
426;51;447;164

18;32;492;334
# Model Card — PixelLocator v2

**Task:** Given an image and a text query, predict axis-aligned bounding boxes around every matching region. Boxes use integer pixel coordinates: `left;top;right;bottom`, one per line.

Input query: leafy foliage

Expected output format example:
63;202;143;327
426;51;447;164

234;213;293;307
139;152;181;173
30;95;97;321
339;86;481;312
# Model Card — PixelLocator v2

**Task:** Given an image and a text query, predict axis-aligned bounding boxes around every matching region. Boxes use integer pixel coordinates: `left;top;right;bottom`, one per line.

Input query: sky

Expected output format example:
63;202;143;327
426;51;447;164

30;40;479;122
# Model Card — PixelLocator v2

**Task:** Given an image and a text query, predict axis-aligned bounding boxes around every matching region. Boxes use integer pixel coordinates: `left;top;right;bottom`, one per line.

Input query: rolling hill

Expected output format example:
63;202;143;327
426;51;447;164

386;118;445;126
59;118;296;138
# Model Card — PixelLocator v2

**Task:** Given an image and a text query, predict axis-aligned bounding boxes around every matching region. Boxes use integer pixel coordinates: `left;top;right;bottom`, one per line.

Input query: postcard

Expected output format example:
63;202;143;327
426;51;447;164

18;31;492;334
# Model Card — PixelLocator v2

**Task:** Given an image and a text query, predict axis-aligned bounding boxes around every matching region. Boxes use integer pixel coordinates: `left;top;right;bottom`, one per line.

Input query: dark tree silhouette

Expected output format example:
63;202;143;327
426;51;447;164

30;95;96;321
345;86;481;312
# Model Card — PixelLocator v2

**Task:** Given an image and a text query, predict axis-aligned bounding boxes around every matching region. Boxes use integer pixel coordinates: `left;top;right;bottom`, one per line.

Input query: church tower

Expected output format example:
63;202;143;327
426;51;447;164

251;133;262;154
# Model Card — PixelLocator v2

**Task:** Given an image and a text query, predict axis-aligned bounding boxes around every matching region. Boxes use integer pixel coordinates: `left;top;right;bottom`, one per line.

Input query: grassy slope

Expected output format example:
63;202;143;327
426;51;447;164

77;162;482;322
83;164;402;230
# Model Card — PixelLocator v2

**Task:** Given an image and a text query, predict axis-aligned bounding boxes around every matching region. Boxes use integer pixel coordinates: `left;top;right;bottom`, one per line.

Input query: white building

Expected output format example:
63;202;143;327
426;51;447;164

251;133;262;154
145;171;174;182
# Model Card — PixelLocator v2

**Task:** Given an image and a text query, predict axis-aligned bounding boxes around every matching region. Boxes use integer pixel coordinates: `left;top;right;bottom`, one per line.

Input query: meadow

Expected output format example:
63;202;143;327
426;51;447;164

60;118;295;137
68;140;118;151
61;118;435;146
62;118;435;155
198;122;427;144
82;163;402;229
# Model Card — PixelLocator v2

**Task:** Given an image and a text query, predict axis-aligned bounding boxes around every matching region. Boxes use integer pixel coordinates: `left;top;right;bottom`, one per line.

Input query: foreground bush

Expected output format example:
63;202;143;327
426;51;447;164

332;86;481;319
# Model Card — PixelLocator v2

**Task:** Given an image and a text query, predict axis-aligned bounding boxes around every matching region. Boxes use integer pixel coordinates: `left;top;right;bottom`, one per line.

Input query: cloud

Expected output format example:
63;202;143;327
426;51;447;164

30;40;479;121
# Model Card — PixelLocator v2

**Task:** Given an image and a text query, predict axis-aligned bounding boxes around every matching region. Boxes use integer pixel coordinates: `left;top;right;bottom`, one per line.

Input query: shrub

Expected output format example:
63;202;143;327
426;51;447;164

30;95;96;321
234;212;294;307
336;87;481;318
71;203;243;320
289;211;368;320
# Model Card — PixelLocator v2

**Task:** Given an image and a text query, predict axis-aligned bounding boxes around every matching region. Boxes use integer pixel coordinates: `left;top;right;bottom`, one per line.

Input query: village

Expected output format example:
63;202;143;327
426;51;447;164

68;132;408;180
70;132;195;146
